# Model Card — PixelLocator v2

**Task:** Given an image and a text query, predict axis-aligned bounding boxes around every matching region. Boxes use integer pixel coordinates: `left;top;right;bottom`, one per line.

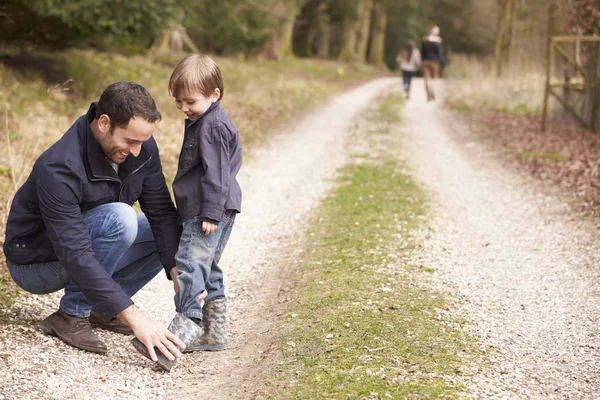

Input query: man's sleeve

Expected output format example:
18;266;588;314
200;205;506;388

138;139;181;278
37;162;133;320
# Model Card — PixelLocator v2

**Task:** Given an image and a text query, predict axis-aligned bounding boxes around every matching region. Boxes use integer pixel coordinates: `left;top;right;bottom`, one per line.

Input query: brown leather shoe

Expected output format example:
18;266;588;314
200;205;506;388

42;309;107;354
89;309;133;335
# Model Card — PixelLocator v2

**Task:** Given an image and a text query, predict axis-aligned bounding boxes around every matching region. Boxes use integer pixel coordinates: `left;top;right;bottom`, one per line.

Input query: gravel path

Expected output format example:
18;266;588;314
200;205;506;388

0;77;400;400
401;79;600;399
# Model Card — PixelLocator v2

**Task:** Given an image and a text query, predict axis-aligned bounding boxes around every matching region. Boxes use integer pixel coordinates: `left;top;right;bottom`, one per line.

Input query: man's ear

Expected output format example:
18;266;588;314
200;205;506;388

98;114;112;134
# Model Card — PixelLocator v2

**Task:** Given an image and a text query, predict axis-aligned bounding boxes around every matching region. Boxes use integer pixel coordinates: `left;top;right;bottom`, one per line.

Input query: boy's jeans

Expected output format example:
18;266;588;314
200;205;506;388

174;210;236;320
7;203;163;317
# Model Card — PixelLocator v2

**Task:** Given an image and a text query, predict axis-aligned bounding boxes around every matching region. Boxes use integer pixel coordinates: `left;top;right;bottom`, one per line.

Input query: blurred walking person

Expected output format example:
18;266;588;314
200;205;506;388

420;25;446;101
396;40;421;99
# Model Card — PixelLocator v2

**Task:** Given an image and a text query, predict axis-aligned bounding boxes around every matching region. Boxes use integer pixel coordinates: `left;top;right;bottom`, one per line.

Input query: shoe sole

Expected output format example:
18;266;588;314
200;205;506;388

131;337;174;372
41;319;108;354
184;343;229;353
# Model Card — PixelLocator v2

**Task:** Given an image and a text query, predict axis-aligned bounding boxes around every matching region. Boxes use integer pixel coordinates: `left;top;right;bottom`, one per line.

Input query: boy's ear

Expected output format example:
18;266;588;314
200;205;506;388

212;88;220;102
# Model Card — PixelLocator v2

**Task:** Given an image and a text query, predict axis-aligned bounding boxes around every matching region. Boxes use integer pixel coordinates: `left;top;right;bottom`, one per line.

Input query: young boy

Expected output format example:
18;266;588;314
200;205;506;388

132;54;242;371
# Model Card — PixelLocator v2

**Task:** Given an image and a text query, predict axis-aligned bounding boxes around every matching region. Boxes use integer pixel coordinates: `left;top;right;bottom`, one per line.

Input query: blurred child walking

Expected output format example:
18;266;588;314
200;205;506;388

396;40;421;99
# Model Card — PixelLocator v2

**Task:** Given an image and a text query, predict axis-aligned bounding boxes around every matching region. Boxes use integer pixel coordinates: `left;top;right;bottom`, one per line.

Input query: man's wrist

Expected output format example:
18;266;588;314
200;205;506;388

116;304;137;324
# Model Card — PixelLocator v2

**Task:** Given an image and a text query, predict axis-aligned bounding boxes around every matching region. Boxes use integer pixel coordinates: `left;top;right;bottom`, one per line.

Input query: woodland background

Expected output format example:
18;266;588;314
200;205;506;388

1;0;598;70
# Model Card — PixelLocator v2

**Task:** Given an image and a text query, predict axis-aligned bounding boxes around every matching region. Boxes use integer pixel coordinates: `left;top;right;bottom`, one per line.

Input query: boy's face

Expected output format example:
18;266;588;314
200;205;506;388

174;90;219;121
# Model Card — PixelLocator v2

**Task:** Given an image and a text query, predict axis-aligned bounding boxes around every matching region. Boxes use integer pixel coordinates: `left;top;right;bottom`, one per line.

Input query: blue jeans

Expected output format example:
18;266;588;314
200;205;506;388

174;210;236;320
402;70;415;92
7;203;163;317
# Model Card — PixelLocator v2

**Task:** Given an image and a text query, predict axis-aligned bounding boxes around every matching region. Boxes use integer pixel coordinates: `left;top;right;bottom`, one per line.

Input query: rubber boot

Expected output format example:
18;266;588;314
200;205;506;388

131;313;202;371
185;298;229;352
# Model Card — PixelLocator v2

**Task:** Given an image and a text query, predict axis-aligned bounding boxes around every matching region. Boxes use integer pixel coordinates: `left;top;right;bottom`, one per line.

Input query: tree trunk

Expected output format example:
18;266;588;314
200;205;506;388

355;0;374;61
260;0;306;60
315;2;331;58
280;13;297;58
367;0;387;66
337;0;360;61
494;0;514;76
149;24;198;56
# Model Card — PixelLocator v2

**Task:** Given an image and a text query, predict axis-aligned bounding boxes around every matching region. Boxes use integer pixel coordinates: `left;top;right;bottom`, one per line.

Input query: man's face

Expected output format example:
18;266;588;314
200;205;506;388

98;116;154;164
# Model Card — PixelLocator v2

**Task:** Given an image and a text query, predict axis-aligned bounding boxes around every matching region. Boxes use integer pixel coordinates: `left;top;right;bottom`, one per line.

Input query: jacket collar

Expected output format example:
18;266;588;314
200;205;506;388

84;102;151;182
186;100;220;128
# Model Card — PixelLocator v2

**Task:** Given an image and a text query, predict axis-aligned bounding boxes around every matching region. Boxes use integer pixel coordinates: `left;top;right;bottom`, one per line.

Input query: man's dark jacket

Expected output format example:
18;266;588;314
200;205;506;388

172;100;242;223
3;103;181;320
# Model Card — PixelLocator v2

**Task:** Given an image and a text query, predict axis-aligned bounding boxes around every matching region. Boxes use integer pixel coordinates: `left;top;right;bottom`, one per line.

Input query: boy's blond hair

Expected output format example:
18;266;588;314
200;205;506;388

168;54;224;100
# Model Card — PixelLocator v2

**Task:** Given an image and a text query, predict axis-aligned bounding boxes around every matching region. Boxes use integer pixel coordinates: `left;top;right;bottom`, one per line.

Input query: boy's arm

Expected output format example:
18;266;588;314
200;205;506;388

198;125;232;221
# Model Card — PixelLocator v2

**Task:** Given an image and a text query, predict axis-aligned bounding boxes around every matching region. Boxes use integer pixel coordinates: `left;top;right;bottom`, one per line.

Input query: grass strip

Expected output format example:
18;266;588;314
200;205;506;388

268;94;475;399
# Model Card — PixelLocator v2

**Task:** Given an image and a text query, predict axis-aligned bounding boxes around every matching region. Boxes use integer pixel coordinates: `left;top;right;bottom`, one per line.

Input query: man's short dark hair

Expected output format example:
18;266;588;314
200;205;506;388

96;82;162;131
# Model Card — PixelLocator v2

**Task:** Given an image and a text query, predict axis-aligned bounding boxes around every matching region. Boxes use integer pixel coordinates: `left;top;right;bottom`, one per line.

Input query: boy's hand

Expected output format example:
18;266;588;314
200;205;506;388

202;221;217;235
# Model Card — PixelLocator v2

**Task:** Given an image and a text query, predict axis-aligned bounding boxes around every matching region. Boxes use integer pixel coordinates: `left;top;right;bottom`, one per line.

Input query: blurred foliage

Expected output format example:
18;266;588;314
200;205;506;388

564;0;600;35
183;0;279;57
0;0;179;49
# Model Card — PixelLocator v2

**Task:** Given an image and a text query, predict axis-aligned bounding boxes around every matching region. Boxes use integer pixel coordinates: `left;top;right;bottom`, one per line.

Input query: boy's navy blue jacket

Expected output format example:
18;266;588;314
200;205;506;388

172;100;242;223
2;103;181;320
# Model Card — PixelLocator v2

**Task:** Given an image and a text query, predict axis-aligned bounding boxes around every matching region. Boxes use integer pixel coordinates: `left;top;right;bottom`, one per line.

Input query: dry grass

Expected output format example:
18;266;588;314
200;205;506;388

0;49;384;277
445;54;545;115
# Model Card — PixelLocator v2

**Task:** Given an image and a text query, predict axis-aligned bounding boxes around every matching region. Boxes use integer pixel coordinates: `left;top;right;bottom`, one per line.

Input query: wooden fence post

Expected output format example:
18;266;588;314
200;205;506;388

542;39;553;132
595;41;600;133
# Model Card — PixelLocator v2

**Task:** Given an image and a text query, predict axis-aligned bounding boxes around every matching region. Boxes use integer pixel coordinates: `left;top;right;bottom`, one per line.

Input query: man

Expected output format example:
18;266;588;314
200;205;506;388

3;82;184;363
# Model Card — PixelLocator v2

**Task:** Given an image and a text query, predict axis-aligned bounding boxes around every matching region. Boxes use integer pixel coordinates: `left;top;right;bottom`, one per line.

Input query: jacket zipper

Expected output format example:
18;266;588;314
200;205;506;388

118;157;152;202
88;157;152;202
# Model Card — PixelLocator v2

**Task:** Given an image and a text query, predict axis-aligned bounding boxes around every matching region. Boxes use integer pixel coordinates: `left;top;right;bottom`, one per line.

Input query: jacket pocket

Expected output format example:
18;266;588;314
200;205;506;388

179;139;199;169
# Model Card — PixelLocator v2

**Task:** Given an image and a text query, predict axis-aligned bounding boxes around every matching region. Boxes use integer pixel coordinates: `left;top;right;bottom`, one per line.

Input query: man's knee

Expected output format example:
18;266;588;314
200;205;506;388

88;203;139;244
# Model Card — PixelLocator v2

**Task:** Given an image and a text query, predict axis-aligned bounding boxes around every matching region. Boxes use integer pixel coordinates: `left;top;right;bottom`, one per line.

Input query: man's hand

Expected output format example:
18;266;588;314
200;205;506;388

169;268;207;305
117;305;184;362
202;221;217;235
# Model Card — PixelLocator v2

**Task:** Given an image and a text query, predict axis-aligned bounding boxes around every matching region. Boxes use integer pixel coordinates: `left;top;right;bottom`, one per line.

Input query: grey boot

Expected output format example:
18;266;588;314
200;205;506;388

131;313;202;371
185;298;229;352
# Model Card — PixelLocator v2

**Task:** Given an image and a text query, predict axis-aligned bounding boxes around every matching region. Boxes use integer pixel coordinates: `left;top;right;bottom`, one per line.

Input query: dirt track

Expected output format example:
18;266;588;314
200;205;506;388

2;76;599;399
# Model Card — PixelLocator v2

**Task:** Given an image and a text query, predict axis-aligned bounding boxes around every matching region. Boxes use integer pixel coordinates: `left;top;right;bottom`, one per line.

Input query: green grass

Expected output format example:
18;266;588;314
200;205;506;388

0;271;21;309
267;94;477;399
376;93;404;124
520;151;569;162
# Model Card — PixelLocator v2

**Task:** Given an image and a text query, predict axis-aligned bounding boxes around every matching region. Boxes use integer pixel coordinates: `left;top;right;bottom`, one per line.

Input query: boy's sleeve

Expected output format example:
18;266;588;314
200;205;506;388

198;124;231;221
